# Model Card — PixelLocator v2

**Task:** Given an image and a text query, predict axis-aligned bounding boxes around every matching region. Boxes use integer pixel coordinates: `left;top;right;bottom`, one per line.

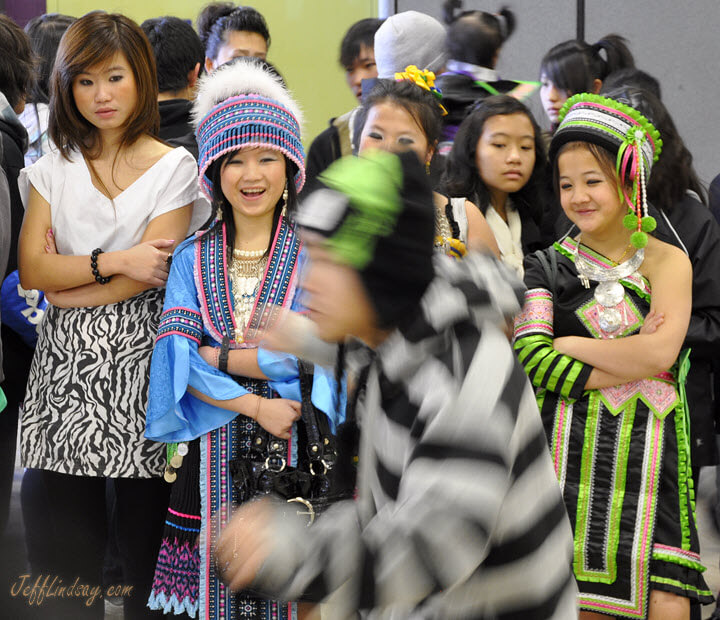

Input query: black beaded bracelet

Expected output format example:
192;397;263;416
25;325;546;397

90;248;112;285
218;336;230;373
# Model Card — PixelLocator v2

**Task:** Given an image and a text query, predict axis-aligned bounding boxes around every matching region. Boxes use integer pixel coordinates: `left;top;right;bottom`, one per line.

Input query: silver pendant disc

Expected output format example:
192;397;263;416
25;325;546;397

598;307;623;333
594;281;625;307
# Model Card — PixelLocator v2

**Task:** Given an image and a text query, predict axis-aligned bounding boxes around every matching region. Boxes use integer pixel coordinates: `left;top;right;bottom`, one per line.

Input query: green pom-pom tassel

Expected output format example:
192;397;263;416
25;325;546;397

623;213;639;230
641;216;657;232
631;231;648;248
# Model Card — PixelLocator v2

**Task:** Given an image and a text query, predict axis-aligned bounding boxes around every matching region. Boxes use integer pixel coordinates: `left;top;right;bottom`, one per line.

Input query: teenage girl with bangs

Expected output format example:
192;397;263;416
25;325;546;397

442;95;554;276
17;11;198;619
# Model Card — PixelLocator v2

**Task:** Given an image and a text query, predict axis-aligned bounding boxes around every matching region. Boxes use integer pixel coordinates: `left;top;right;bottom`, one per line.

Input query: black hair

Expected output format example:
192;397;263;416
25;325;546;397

442;1;515;68
602;67;662;101
141;16;204;93
360;79;444;148
540;34;635;95
339;18;383;69
24;13;75;105
600;86;706;211
442;95;546;223
0;14;34;110
205;151;298;257
197;2;270;60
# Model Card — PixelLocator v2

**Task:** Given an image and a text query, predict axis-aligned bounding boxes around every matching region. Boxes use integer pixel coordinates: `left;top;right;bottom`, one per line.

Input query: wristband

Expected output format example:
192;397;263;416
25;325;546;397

218;336;230;373
91;248;112;284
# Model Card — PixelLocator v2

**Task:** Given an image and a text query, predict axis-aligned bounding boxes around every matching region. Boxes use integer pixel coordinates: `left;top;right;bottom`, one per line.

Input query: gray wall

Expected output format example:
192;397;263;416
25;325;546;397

395;0;720;189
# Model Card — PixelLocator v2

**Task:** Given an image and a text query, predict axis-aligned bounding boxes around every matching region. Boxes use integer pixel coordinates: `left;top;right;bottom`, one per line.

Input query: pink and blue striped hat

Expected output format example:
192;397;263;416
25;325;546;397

192;59;305;200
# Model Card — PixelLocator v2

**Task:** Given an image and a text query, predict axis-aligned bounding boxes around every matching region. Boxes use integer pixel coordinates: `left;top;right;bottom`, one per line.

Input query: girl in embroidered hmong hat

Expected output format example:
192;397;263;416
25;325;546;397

144;57;342;620
513;94;713;619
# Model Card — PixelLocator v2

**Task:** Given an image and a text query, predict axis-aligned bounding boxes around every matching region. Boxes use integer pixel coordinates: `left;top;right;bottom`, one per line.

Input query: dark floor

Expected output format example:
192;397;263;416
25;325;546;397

3;463;720;619
0;466;123;620
1;467;43;620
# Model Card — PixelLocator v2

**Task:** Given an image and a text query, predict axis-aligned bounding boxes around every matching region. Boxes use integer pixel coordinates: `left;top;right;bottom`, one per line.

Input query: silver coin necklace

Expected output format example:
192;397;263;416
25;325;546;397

573;238;645;335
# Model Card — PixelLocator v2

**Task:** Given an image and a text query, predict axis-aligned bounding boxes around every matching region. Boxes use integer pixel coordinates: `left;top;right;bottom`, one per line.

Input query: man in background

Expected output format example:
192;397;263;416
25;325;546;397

142;16;203;160
304;18;383;191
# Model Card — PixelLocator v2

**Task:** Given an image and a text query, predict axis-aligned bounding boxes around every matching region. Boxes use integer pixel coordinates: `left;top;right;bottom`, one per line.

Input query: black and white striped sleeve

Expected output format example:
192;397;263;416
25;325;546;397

251;324;576;618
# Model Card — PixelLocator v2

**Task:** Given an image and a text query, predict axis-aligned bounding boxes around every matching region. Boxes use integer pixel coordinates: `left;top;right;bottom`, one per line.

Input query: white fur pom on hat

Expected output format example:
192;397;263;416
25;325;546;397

192;58;303;129
193;58;306;197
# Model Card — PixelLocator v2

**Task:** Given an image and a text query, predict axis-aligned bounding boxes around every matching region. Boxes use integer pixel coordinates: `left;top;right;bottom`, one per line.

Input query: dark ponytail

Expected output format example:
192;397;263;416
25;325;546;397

540;33;634;95
442;0;463;25
496;7;516;42
591;34;635;81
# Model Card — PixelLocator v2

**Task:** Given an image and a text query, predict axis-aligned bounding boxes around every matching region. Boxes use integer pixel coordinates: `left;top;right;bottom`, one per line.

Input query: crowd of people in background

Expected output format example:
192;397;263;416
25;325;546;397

1;2;720;620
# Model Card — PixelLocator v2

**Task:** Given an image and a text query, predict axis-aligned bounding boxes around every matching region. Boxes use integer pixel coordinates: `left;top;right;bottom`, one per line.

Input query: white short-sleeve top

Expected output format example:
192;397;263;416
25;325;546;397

19;146;201;255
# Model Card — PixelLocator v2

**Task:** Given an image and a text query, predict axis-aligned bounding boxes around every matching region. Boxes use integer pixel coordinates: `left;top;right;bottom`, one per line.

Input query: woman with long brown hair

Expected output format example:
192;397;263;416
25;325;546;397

17;11;198;619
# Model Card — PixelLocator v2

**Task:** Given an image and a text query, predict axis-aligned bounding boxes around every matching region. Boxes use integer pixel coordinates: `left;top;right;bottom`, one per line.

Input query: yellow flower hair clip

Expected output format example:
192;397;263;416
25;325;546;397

394;65;448;116
434;235;467;259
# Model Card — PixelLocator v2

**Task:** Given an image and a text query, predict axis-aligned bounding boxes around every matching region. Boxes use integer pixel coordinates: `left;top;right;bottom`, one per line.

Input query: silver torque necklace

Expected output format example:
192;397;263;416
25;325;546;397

573;239;645;334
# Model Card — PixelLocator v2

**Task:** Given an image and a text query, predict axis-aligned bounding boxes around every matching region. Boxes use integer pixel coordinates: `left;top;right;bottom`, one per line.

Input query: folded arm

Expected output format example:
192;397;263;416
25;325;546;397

20;184;191;307
554;246;692;379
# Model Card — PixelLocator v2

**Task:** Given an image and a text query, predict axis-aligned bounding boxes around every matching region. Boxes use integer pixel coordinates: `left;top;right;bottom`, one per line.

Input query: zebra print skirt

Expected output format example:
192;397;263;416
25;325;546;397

21;288;166;478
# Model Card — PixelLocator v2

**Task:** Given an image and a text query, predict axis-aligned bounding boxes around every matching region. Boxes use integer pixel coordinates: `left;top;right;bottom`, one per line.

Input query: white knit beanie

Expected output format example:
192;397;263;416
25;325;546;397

374;11;448;78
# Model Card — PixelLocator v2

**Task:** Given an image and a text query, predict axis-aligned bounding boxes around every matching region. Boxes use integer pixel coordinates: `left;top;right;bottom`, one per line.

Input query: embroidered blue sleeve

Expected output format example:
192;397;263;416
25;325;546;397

157;307;203;344
146;240;248;442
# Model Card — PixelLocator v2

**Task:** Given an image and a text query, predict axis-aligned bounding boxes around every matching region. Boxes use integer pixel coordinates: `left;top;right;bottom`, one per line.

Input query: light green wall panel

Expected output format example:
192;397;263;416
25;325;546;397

47;0;377;147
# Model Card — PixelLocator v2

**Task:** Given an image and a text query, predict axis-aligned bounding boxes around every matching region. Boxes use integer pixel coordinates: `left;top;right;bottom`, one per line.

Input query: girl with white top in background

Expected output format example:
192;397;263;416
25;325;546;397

443;94;555;276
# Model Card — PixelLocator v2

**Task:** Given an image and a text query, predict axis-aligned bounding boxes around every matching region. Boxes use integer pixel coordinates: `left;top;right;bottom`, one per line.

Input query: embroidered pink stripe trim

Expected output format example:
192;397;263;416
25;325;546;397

578;417;662;617
283;260;299;309
156;330;201;344
195;238;219;343
578;101;656;152
242;216;285;341
197;98;296;132
168;507;202;521
654;544;701;560
163;306;202;316
526;290;552;298
554;401;566;476
202;432;212;619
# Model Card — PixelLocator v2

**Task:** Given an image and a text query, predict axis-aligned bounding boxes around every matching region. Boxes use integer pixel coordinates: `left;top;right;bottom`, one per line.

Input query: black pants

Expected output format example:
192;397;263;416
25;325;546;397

0;327;33;538
30;470;170;620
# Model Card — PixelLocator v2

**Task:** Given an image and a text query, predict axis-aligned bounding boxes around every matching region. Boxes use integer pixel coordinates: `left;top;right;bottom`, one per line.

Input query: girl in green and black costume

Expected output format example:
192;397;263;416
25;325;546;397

513;93;713;619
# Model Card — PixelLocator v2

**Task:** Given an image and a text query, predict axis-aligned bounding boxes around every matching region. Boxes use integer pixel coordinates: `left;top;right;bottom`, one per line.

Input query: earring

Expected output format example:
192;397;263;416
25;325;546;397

281;182;289;218
425;160;431;175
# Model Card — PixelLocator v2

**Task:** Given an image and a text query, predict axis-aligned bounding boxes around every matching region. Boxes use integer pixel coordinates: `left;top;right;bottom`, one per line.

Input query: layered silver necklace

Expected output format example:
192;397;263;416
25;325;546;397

573;239;645;334
229;249;268;341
